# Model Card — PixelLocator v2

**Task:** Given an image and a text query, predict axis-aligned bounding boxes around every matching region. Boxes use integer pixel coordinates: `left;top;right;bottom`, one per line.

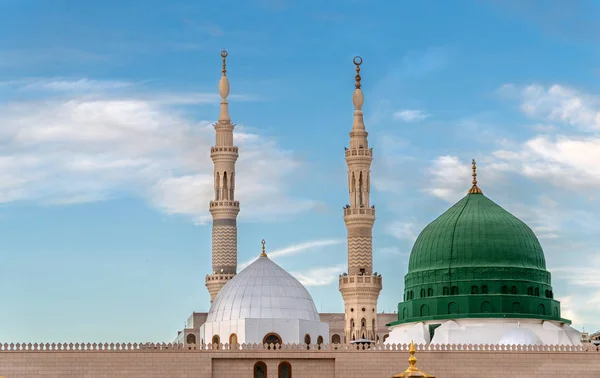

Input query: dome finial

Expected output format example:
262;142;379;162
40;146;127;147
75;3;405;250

260;239;267;257
468;158;483;194
353;56;362;89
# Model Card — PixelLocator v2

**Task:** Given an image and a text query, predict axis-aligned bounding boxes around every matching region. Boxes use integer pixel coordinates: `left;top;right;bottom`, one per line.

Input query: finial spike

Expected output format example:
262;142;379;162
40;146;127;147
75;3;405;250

353;56;363;89
468;158;483;194
260;239;267;257
220;50;228;77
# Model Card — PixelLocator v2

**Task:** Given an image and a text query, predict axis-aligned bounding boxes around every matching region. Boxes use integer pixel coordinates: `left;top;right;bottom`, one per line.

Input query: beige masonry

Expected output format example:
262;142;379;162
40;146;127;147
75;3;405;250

205;50;240;302
339;57;382;343
1;343;599;378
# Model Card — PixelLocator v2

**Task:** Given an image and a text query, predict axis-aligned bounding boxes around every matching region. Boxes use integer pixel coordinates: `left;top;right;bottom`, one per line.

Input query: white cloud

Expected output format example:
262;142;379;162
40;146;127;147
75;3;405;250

501;83;600;131
393;109;431;122
425;155;471;202
385;220;419;243
0;78;315;224
290;264;346;287
238;239;344;270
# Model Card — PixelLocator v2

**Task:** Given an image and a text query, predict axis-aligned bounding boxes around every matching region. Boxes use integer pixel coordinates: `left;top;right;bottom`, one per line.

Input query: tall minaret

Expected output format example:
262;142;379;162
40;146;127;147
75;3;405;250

205;50;240;303
339;56;382;342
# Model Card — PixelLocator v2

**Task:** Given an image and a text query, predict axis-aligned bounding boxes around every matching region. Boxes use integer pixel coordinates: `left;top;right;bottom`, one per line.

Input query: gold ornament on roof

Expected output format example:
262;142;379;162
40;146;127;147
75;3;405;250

260;239;267;257
221;49;228;76
353;56;362;89
468;158;483;194
392;340;436;377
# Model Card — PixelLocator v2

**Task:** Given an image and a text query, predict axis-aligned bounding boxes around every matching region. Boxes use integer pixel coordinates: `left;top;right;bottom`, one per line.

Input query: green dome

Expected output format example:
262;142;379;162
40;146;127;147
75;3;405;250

409;192;546;272
390;191;569;326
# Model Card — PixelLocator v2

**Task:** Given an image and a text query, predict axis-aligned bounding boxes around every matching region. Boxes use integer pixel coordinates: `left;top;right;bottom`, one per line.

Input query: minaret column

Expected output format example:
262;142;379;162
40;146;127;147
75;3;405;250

206;50;240;303
339;57;382;343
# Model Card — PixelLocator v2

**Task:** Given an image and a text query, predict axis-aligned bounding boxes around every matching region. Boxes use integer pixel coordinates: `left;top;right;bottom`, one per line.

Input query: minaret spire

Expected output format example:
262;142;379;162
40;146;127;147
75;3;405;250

339;56;382;344
206;49;241;303
468;159;483;194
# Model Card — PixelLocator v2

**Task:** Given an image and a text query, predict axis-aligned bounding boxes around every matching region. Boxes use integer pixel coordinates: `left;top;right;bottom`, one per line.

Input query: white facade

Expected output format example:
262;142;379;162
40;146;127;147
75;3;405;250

202;252;329;345
385;318;582;346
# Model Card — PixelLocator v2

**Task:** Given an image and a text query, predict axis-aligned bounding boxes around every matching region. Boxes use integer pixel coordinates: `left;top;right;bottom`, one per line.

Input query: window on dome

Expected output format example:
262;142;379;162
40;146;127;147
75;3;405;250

420;304;429;317
448;302;458;314
332;334;341;344
538;304;546;316
427;288;433;297
511;286;517;295
451;286;458;295
212;335;220;349
527;287;533;296
304;334;311;346
278;361;291;378
229;333;238;347
535;287;540;296
545;289;550;298
481;285;488;294
317;336;324;350
501;285;508;294
420;289;425;298
481;301;492;313
443;287;449;295
471;286;479;294
254;361;267;378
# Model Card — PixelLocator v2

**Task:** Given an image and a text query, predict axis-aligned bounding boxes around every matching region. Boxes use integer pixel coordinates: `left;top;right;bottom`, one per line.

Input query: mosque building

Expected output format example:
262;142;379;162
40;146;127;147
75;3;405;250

173;50;582;349
4;50;597;378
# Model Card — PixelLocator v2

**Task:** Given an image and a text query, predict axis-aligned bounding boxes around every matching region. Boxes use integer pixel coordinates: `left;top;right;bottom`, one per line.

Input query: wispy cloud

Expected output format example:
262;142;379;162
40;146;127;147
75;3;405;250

393;109;431;122
290;264;346;287
0;78;314;224
385;220;420;243
238;239;344;270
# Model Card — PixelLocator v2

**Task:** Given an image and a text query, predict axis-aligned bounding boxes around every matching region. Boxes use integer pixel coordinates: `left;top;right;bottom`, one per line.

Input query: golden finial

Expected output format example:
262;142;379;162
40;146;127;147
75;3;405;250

220;49;228;77
467;158;483;194
260;239;267;257
392;340;436;377
353;56;362;89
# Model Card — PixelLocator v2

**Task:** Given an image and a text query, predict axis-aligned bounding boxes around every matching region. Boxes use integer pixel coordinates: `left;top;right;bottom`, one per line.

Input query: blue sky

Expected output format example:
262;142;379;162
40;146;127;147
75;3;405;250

1;0;600;342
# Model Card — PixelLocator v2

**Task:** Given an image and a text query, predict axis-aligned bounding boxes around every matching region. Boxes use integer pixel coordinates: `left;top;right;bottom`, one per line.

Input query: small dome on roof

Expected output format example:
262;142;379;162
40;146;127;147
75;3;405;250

498;327;543;346
207;254;320;323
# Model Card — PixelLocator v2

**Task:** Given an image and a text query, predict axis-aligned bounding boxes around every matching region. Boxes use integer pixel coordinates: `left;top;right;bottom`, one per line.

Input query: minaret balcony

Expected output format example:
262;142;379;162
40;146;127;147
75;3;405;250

210;146;239;154
345;148;373;158
344;207;375;217
339;273;383;294
209;200;240;208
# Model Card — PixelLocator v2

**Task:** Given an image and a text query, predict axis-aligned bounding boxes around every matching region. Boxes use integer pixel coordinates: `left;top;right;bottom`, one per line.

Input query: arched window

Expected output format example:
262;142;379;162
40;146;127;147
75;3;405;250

527;287;533;296
471;285;479;294
538;303;546;316
186;334;196;344
545;289;550;298
254;361;267;378
263;333;282;349
316;335;324;350
481;301;492;313
481;285;488;294
511;286;517;295
278;361;292;378
420;288;426;298
535;287;540;296
383;334;389;342
427;288;433;297
501;285;508;294
304;334;311;346
212;335;220;349
332;334;341;344
512;302;521;313
443;287;449;295
361;318;366;327
229;333;238;347
448;302;458;314
451;286;458;295
420;304;429;317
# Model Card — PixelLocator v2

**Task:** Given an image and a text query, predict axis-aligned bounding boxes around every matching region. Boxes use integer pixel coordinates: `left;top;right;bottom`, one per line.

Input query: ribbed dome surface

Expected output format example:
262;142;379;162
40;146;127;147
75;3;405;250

408;193;546;272
207;255;320;323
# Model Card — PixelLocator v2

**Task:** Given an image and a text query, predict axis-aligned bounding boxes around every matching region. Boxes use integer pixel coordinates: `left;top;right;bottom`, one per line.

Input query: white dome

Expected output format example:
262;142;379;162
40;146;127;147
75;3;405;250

498;327;543;346
206;255;320;323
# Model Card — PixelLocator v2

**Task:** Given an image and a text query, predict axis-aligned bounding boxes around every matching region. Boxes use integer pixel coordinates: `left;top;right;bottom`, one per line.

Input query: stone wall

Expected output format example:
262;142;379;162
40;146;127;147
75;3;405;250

1;343;599;378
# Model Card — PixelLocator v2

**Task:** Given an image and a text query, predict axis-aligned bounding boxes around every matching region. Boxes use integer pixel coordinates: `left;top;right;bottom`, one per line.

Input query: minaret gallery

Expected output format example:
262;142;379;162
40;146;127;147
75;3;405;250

205;50;241;303
339;56;382;342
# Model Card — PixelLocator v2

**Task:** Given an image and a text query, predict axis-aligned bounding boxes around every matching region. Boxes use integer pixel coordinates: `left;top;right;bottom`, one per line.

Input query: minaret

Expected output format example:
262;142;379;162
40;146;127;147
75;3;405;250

205;50;240;303
339;56;382;342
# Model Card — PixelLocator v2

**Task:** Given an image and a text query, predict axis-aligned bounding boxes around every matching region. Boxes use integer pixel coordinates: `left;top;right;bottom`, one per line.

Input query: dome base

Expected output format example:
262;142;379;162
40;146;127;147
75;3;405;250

385;318;582;346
